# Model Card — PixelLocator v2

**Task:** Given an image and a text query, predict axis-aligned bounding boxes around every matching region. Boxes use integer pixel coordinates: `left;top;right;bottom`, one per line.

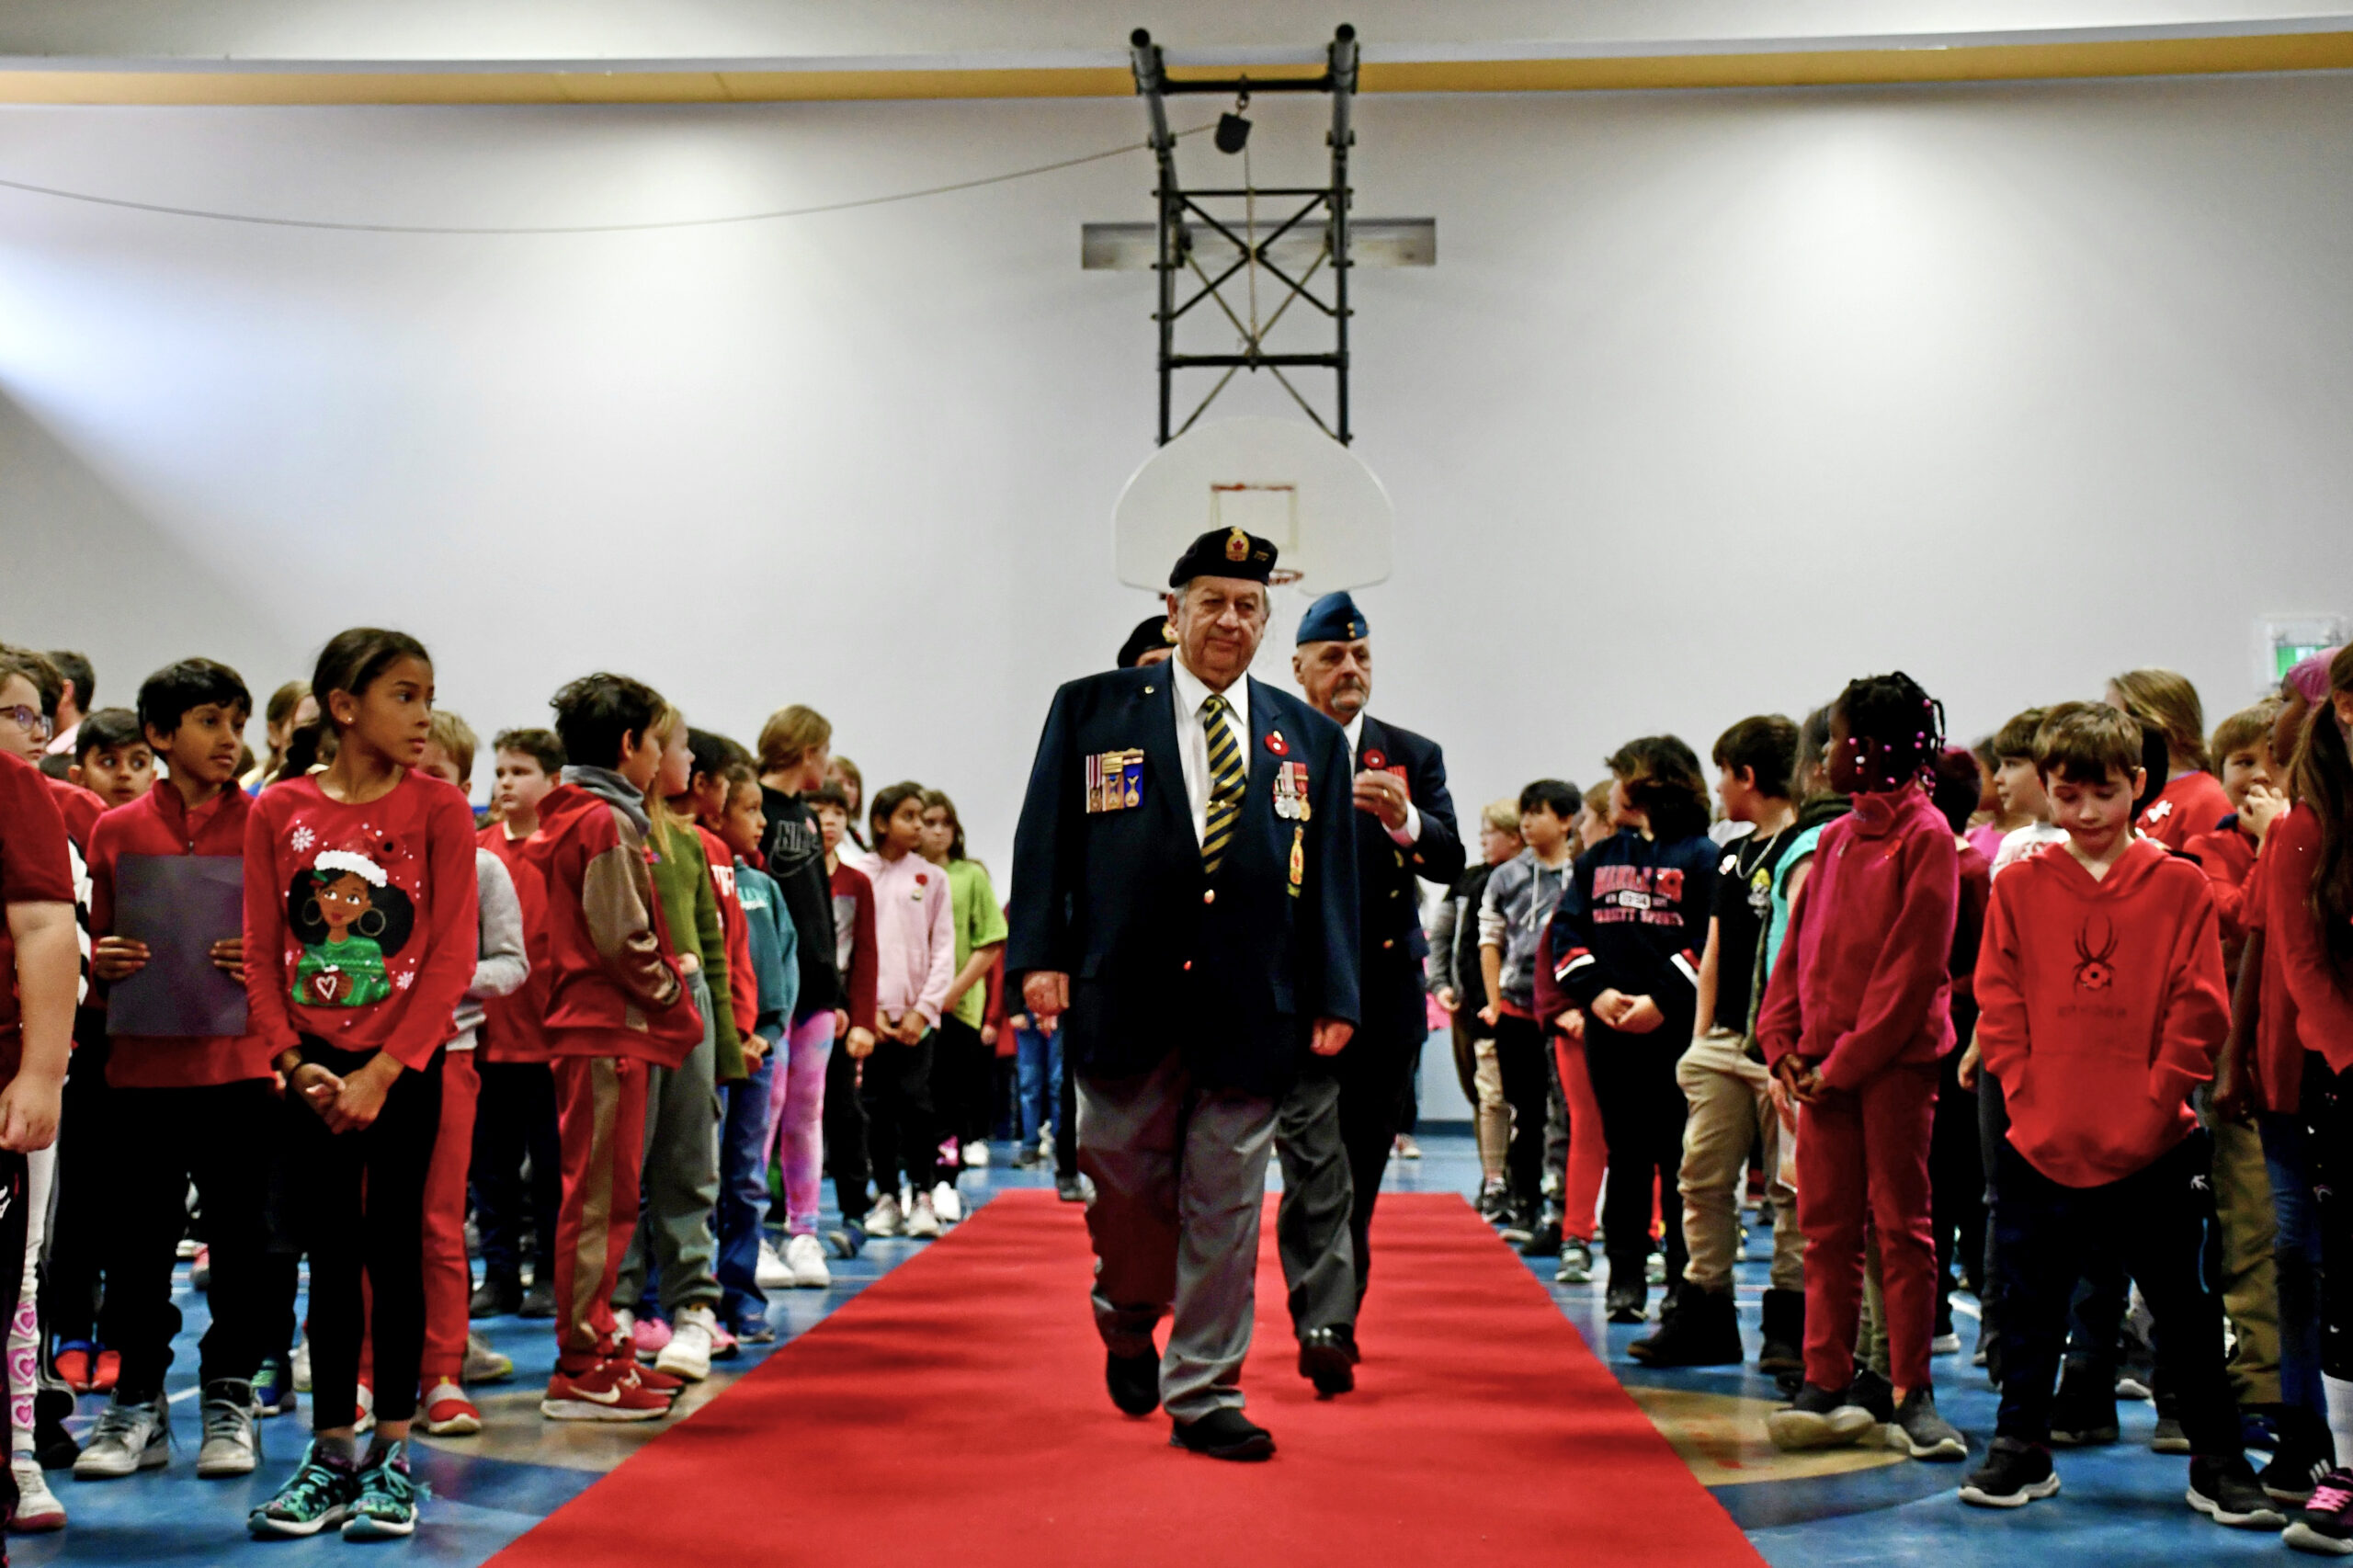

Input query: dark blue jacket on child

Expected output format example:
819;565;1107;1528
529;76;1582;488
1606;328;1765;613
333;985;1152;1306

1543;827;1720;1044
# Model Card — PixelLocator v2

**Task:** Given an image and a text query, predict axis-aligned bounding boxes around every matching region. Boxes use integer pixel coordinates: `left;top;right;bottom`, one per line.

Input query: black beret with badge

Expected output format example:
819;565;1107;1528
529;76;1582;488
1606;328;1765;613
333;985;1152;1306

1116;615;1176;669
1167;526;1279;588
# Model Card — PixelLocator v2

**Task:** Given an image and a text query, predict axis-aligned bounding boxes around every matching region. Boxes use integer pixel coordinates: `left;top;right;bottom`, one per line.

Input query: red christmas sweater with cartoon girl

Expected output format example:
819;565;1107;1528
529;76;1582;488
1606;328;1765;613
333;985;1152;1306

1973;835;2230;1187
242;771;480;1070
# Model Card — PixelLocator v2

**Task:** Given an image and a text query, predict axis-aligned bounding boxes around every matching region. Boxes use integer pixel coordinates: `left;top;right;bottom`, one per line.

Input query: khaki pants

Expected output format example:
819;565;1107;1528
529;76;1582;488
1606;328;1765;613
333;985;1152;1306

1675;1029;1802;1294
2213;1113;2282;1407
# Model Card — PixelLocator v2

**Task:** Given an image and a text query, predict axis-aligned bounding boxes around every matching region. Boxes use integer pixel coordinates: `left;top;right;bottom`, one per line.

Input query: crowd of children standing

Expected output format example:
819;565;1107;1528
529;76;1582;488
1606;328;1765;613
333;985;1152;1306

5;624;2353;1553
0;631;1017;1545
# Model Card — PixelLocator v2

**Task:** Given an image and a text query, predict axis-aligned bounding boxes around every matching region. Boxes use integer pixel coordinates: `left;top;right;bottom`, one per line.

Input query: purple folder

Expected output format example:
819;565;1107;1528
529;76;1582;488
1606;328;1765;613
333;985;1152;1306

107;856;249;1039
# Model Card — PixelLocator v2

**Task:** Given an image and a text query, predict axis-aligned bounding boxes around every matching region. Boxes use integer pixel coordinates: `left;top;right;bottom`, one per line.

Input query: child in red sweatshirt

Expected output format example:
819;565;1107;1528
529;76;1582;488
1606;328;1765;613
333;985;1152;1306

1756;673;1962;1461
1960;704;2275;1525
83;660;271;1482
526;674;701;1424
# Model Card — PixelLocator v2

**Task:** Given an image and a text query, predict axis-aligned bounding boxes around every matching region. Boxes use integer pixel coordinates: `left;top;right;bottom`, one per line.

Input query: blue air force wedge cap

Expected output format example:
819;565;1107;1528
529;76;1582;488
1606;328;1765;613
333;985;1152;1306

1169;526;1279;589
1296;590;1368;646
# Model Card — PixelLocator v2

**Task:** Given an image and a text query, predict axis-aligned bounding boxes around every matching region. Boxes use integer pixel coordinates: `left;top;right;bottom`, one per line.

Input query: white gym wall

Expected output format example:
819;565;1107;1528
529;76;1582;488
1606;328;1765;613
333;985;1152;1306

4;71;2352;869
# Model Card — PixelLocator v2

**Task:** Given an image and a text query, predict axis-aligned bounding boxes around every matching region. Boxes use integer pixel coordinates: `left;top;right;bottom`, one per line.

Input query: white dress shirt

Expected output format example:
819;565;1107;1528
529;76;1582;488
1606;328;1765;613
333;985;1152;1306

1339;712;1423;846
1169;656;1249;848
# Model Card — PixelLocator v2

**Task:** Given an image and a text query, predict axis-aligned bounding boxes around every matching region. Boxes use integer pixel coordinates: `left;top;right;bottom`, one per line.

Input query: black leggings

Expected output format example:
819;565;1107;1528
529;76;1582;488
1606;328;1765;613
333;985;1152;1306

294;1040;443;1431
472;1060;561;1286
933;1017;994;1147
861;1032;942;1195
820;1022;873;1220
1583;1023;1689;1292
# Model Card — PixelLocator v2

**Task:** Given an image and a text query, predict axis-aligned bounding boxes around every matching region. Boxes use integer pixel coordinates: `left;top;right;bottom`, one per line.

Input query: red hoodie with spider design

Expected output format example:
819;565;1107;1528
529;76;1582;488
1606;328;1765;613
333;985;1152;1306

1973;834;2229;1187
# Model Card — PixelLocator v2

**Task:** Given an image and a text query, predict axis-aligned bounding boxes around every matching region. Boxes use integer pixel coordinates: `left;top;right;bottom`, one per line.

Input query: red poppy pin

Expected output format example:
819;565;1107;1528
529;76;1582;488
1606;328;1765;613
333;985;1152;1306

915;871;927;886
1265;730;1289;756
1361;748;1387;771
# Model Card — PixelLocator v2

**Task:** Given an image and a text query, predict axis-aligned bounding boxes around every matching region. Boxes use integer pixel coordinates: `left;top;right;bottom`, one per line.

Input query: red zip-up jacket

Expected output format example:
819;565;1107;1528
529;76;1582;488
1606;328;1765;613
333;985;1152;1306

524;778;699;1066
2265;803;2353;1074
87;780;272;1087
1756;786;1959;1091
1974;835;2229;1187
478;824;554;1064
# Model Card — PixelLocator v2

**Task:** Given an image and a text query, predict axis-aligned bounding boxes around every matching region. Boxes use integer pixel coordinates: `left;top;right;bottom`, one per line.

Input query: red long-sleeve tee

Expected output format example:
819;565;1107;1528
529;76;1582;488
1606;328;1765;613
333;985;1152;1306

2139;770;2234;854
700;825;759;1048
2265;803;2353;1075
242;771;479;1072
87;780;272;1087
2185;819;2258;970
478;824;554;1064
1756;787;1959;1090
2241;845;2305;1114
829;860;880;1036
1974;835;2229;1187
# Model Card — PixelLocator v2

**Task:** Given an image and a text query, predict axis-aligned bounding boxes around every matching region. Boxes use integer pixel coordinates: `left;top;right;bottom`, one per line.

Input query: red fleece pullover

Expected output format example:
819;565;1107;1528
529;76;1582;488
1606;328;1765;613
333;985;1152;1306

525;780;699;1067
1756;786;1959;1091
1974;835;2229;1187
87;780;272;1086
2265;803;2353;1074
2139;770;2233;854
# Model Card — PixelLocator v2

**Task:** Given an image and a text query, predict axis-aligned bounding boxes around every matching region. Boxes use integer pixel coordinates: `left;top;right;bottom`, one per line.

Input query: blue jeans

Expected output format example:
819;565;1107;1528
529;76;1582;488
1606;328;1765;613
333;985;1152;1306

2262;1105;2325;1414
717;1035;780;1327
1015;1027;1063;1146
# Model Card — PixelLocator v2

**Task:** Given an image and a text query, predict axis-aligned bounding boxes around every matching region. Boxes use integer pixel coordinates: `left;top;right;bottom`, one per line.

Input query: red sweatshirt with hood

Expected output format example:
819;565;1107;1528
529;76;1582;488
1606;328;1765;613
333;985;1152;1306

1974;835;2229;1187
2264;802;2353;1075
1755;785;1959;1090
524;769;700;1067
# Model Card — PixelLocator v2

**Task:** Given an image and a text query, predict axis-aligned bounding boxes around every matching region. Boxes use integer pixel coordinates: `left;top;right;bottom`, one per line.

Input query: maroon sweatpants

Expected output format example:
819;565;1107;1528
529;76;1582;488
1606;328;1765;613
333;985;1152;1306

1794;1060;1940;1392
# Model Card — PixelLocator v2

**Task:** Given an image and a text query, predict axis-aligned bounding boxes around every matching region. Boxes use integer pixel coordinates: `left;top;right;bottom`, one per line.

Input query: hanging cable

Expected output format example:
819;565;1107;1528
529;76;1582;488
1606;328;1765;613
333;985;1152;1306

0;121;1215;236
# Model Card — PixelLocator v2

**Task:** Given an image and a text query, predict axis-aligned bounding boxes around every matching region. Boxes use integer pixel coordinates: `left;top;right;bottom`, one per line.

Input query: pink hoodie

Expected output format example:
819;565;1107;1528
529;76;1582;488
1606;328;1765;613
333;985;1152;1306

866;848;954;1030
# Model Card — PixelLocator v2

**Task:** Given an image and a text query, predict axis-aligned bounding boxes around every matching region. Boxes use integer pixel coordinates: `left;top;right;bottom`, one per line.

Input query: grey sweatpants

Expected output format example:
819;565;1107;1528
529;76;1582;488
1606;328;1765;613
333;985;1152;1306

614;970;723;1318
1079;1050;1277;1422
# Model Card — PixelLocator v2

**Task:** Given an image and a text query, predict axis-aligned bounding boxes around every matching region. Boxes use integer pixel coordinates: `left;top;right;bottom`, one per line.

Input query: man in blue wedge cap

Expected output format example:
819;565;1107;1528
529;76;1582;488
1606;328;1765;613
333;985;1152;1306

1008;528;1359;1462
1276;590;1464;1395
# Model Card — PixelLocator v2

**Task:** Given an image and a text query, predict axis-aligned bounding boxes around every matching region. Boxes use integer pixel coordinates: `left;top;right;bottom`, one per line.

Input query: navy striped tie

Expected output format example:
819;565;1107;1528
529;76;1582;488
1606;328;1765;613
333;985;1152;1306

1201;693;1244;877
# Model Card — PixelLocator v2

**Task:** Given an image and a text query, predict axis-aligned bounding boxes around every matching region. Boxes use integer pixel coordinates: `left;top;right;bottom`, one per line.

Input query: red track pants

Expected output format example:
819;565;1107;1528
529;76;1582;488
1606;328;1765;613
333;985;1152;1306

1552;1033;1608;1244
1795;1060;1940;1392
551;1056;650;1368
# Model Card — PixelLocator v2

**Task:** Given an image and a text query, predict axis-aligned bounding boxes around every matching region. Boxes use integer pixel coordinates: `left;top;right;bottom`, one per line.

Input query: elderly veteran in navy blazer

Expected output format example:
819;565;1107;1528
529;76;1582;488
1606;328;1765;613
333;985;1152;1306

1008;526;1359;1462
1275;591;1466;1396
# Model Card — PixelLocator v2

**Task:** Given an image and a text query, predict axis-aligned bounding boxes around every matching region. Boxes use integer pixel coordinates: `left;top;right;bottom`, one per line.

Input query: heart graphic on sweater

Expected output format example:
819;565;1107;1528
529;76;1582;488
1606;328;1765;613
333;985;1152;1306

312;967;347;1004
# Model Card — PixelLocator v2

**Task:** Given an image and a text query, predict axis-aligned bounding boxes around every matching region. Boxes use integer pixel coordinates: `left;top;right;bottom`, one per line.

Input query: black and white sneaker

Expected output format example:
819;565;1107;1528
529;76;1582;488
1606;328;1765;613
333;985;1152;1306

1767;1382;1876;1452
1960;1437;2060;1508
1888;1388;1967;1461
2188;1454;2290;1529
2286;1469;2353;1555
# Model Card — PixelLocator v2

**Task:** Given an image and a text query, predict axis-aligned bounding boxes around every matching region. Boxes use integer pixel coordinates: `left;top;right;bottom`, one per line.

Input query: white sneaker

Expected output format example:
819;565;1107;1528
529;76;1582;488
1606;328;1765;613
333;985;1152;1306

784;1233;832;1289
12;1453;64;1529
865;1194;904;1237
291;1336;313;1392
755;1239;794;1289
654;1304;718;1382
931;1181;964;1225
464;1331;515;1384
74;1394;171;1479
962;1141;991;1169
904;1193;942;1239
1037;1127;1055;1165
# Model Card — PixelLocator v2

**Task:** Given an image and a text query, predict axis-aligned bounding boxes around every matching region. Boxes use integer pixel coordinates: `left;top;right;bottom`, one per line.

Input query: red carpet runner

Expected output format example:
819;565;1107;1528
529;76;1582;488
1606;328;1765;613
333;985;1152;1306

489;1191;1764;1568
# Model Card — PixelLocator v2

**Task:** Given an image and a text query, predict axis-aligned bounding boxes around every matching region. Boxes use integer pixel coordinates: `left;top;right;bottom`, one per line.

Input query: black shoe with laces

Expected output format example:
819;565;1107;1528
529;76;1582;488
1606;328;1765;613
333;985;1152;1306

1628;1286;1744;1367
1848;1366;1897;1426
1170;1407;1274;1461
1518;1220;1563;1259
2188;1454;2290;1529
1106;1350;1161;1416
1056;1175;1086;1203
2264;1407;2340;1504
1604;1284;1647;1325
2287;1468;2353;1554
1960;1436;2059;1507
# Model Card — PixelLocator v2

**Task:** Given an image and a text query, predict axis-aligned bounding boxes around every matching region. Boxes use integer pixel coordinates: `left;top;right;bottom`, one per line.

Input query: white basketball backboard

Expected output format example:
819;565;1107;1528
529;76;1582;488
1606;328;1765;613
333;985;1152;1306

1113;417;1393;595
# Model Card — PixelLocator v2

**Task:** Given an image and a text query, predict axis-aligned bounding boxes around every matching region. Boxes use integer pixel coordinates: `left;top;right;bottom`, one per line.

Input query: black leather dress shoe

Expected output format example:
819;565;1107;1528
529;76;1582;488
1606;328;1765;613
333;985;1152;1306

1298;1327;1356;1396
1170;1408;1275;1461
1106;1350;1161;1416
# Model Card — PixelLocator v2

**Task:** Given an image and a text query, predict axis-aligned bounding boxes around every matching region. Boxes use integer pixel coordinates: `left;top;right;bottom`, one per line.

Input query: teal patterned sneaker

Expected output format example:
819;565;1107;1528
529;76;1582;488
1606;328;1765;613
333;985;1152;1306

343;1439;425;1540
247;1441;358;1538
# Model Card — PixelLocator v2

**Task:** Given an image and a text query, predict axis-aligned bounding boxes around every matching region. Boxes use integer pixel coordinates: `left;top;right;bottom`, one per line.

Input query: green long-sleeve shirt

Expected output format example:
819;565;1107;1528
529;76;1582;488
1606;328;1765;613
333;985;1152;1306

650;816;745;1081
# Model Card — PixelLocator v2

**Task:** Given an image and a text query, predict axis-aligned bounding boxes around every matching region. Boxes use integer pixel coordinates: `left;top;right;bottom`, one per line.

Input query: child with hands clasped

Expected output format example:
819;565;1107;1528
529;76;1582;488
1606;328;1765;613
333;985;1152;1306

858;783;953;1240
1959;704;2278;1527
241;631;479;1541
1757;673;1967;1463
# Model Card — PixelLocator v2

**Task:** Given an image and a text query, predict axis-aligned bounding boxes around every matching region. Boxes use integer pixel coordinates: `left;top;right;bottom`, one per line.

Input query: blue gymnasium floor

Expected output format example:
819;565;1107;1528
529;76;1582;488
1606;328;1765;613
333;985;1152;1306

23;1131;2309;1567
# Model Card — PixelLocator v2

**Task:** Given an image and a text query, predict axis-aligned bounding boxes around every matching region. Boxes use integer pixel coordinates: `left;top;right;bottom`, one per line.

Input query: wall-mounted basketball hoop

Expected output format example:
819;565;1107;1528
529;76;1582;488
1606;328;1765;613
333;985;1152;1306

1114;416;1393;595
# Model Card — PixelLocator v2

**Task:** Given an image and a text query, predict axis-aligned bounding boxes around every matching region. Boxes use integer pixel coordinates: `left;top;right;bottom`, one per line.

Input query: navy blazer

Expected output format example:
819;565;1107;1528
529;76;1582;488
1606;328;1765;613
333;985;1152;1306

1342;714;1467;1060
1007;665;1361;1098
